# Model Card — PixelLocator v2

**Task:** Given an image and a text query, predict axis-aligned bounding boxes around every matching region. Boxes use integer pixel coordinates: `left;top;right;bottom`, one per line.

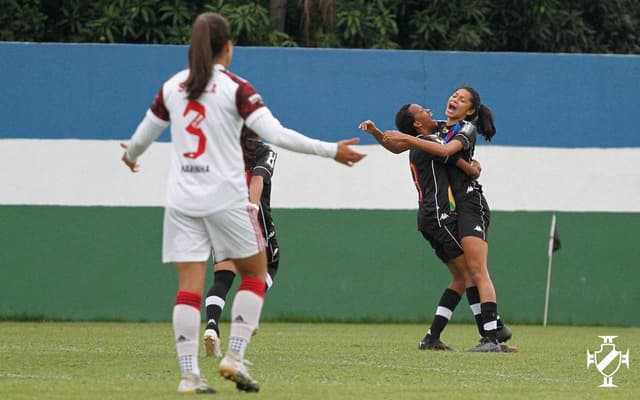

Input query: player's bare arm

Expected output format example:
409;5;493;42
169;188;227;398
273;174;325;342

456;158;481;180
248;175;264;215
358;120;409;154
384;131;463;158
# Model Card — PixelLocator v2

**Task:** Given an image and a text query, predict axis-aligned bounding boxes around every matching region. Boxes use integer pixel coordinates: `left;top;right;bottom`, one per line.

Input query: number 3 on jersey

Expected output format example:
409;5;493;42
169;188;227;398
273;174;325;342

183;101;206;159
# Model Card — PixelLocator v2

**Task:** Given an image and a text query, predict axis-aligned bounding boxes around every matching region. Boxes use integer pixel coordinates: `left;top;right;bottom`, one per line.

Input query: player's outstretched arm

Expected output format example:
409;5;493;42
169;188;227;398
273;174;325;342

247;109;366;165
120;143;140;173
335;138;366;167
120;111;168;172
358;120;409;154
383;130;463;157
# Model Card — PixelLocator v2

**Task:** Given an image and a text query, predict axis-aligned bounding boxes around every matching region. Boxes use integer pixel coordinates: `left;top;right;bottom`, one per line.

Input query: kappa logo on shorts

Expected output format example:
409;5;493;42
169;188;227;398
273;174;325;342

440;213;450;221
474;225;483;233
466;186;474;193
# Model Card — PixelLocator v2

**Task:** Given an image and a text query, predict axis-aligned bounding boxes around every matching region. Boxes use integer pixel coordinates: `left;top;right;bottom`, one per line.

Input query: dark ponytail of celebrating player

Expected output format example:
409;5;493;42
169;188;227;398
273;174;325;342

184;13;231;101
458;86;496;142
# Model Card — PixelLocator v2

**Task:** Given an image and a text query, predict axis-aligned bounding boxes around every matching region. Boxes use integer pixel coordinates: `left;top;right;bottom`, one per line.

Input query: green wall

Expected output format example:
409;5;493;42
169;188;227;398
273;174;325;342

1;206;638;326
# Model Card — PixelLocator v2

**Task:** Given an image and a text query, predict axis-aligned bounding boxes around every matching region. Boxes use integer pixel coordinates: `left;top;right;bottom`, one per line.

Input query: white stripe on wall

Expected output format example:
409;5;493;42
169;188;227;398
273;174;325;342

1;139;638;212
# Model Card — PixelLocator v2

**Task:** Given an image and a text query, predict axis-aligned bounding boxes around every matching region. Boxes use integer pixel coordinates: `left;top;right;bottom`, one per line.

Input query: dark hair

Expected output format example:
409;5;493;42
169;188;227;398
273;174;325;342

457;86;496;142
241;125;260;168
394;103;419;136
184;13;232;101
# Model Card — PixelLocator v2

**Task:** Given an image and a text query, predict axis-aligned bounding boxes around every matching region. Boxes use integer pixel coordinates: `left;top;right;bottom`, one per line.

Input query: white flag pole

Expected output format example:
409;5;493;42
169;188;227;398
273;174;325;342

543;214;556;327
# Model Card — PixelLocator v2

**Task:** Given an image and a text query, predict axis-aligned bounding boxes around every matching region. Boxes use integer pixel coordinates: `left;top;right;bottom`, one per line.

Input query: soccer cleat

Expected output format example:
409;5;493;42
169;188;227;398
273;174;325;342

467;337;501;352
219;353;260;392
499;343;519;353
177;372;217;394
203;329;222;357
418;334;454;351
496;324;512;343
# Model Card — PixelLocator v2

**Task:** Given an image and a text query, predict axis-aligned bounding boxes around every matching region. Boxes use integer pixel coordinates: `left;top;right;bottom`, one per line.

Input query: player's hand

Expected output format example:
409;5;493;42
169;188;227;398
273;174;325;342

358;120;377;134
471;159;482;176
335;138;366;167
382;130;409;143
247;202;260;218
120;143;140;172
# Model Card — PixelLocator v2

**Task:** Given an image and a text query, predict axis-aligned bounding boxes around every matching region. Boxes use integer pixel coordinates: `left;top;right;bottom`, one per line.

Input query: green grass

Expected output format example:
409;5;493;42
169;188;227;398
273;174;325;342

0;322;638;399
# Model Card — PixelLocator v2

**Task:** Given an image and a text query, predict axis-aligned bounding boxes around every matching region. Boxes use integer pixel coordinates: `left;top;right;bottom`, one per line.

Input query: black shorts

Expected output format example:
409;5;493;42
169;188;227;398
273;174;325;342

419;218;464;264
456;192;491;242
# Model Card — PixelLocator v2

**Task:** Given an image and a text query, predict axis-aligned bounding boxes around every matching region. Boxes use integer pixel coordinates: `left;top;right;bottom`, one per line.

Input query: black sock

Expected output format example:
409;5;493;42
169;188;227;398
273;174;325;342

426;288;461;341
466;286;483;337
205;269;236;334
480;301;498;343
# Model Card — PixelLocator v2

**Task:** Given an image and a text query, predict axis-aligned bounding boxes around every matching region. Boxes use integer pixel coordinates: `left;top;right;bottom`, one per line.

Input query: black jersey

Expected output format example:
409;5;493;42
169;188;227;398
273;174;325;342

246;141;279;263
435;120;483;205
409;134;457;231
436;120;491;241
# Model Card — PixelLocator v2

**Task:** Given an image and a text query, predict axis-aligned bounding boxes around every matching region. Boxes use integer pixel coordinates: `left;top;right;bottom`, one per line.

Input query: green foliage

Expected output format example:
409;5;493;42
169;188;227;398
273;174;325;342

408;0;493;51
0;0;48;41
0;0;638;53
336;0;399;49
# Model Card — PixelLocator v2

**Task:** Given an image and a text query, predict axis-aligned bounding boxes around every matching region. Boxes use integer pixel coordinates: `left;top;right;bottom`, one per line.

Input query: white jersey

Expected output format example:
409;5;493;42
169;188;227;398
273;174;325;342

126;64;337;216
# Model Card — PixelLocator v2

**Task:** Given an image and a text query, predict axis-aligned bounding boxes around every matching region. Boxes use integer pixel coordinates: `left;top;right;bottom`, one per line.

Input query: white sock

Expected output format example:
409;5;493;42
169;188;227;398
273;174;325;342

173;304;200;375
228;290;264;359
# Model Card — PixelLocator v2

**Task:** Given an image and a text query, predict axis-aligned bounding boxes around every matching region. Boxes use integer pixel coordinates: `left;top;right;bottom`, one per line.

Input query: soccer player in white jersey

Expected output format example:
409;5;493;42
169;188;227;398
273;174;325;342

120;12;365;394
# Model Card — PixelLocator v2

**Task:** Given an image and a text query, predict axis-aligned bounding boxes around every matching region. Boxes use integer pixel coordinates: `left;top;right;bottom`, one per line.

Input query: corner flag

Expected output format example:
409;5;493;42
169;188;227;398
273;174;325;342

544;214;560;326
548;214;561;256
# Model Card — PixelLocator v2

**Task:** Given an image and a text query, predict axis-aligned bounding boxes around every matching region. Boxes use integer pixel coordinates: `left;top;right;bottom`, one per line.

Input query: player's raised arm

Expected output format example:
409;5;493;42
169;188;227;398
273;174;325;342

383;130;463;157
358;120;410;154
246;108;366;166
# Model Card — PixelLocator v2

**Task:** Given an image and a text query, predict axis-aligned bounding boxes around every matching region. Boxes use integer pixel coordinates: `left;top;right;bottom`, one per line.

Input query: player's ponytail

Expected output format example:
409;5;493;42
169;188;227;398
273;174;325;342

476;103;496;141
184;13;231;101
459;86;496;142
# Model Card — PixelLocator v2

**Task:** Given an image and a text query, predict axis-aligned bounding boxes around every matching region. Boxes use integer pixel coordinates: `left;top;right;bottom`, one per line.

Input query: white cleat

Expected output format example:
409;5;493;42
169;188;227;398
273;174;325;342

203;329;222;358
177;372;216;394
219;353;260;392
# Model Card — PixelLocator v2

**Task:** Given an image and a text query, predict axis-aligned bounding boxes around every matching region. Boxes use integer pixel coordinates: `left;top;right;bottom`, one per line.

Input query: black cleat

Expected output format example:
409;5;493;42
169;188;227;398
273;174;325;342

419;334;454;351
236;381;260;392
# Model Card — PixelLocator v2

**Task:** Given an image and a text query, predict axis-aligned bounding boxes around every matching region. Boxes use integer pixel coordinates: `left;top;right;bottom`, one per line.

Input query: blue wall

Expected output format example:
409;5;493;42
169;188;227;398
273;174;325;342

1;42;639;147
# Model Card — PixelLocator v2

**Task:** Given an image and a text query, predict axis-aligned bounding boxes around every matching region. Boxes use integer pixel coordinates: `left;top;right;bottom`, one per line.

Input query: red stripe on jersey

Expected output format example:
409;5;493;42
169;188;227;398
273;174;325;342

409;162;423;202
175;290;201;310
220;69;265;120
150;86;170;121
238;277;265;298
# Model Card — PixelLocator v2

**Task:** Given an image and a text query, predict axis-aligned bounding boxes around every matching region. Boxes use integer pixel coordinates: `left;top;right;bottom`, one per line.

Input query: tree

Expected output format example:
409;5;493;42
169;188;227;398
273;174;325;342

0;0;637;53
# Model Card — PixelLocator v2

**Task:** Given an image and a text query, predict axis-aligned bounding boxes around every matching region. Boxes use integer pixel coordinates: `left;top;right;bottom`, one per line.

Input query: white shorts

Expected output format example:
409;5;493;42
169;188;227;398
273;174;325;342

162;205;266;264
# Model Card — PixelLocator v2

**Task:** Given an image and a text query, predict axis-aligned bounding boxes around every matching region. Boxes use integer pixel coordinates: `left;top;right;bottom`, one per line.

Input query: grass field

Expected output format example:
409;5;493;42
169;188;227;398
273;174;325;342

0;322;638;399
